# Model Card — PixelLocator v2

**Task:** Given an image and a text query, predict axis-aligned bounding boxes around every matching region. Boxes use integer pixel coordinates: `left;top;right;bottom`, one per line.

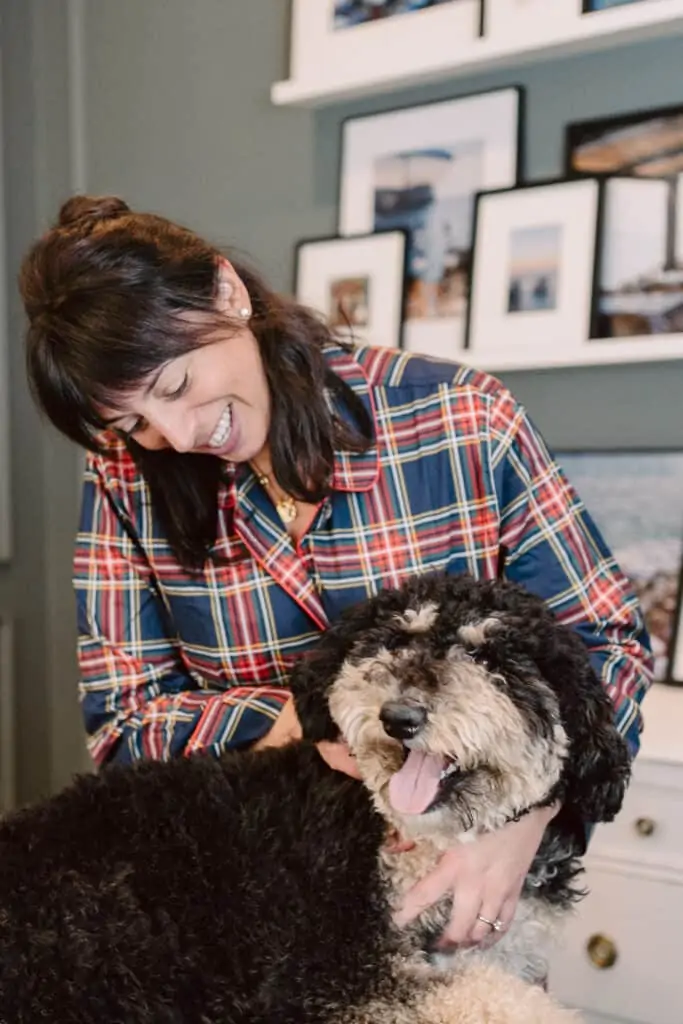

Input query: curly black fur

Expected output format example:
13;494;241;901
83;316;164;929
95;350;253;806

0;572;632;1021
0;746;397;1023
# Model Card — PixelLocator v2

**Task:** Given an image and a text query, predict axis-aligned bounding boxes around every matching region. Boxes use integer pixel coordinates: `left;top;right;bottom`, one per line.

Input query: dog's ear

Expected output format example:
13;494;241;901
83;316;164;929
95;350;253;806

533;624;631;824
290;645;342;743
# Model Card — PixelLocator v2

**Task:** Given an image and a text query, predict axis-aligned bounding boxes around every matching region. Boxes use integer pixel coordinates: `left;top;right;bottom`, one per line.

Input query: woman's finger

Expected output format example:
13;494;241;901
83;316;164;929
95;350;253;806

393;852;459;928
437;884;483;947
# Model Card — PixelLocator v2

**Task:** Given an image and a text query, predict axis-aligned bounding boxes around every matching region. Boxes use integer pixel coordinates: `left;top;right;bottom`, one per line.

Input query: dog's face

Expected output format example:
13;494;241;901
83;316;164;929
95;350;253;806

292;574;630;840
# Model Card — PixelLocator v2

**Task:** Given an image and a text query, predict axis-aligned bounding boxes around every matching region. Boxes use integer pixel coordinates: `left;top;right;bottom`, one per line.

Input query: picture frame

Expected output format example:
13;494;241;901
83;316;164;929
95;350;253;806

464;177;600;365
482;0;577;42
294;230;408;349
566;103;683;343
592;175;683;339
339;86;522;361
582;0;654;12
0;617;15;812
284;0;482;100
555;448;683;686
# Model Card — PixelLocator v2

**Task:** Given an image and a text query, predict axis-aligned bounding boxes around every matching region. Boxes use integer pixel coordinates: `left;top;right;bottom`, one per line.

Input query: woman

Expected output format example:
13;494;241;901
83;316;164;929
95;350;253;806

20;194;652;952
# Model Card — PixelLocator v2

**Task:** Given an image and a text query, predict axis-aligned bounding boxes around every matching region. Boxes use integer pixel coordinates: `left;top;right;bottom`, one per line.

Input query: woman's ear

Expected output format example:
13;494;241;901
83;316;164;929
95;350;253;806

216;258;251;318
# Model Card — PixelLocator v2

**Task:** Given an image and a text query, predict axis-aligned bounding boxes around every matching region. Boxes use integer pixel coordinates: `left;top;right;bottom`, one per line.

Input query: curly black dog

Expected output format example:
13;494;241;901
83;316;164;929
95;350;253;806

0;574;631;1023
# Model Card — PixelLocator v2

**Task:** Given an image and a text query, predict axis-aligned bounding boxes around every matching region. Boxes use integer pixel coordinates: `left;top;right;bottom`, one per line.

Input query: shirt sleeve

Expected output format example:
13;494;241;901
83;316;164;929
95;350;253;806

75;455;289;766
488;389;654;762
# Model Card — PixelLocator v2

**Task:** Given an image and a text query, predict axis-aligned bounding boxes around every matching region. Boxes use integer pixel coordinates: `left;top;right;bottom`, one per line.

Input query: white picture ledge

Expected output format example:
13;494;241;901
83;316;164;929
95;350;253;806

272;0;683;108
460;331;683;374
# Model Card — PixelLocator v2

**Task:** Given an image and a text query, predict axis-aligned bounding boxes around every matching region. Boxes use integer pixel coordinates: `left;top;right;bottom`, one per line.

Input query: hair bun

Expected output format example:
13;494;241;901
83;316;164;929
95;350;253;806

57;194;130;231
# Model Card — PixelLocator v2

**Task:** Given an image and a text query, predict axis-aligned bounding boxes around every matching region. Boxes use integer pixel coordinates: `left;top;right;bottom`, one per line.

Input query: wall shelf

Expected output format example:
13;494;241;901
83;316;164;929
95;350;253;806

460;332;683;374
272;1;683;108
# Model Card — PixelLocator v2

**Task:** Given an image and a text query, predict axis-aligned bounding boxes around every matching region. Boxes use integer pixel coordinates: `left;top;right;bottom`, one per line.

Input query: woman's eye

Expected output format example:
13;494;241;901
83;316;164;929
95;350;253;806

164;373;190;400
117;417;146;439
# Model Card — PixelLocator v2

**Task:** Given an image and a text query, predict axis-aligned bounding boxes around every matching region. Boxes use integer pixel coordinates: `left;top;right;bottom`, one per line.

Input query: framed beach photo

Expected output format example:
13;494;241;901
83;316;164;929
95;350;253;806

0;617;15;812
566;105;683;339
283;0;482;100
339;87;522;361
556;448;683;684
592;176;683;338
294;230;407;349
464;178;600;365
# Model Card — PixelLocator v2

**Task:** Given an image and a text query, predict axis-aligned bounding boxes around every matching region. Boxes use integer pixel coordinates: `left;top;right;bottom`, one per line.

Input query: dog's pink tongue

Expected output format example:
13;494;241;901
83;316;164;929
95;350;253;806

388;751;445;815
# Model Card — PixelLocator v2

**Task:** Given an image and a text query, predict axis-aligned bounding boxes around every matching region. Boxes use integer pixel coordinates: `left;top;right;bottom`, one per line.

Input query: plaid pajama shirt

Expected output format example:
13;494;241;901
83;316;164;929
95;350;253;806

74;344;653;766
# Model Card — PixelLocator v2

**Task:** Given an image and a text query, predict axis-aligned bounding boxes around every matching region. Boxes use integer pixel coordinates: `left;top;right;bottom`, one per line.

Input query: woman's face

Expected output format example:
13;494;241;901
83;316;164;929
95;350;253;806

100;263;271;463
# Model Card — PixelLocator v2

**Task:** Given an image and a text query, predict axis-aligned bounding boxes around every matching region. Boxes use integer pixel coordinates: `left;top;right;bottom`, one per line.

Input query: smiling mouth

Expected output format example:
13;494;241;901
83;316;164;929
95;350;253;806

387;747;463;816
207;403;233;448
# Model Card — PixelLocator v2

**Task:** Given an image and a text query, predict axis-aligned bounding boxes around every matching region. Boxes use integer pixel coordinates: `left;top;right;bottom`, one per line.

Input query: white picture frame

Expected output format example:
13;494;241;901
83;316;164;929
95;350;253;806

0;618;15;812
465;178;600;366
339;87;521;362
295;230;407;350
284;0;482;100
483;0;577;42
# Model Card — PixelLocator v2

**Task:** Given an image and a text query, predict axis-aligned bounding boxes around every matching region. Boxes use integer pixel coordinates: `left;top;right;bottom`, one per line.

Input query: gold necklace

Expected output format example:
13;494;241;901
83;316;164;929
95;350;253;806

251;465;298;525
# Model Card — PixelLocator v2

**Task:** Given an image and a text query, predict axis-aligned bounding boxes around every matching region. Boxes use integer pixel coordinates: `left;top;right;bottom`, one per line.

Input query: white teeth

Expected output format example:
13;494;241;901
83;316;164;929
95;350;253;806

440;761;459;781
208;405;232;448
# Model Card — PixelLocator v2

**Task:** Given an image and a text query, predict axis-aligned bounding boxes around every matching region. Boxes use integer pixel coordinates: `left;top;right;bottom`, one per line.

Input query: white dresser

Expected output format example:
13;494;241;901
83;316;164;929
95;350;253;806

549;685;683;1024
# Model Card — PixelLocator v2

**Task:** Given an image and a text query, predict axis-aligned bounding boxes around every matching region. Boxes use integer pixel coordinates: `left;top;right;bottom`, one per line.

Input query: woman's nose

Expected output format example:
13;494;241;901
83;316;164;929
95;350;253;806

147;408;195;453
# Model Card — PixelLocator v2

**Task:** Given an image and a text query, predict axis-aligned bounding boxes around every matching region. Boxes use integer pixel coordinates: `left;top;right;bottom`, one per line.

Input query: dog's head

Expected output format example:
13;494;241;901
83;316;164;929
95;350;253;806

292;573;630;839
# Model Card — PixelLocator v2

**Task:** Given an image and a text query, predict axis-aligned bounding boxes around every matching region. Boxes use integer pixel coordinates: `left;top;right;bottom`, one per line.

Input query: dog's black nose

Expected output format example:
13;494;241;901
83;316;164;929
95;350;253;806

379;702;427;740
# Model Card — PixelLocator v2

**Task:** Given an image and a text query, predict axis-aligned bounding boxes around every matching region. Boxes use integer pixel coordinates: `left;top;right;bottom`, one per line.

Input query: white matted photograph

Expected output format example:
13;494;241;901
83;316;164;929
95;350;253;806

339;87;521;360
284;0;481;98
465;178;600;365
556;449;683;684
0;617;15;812
593;176;683;337
294;230;407;349
482;0;576;42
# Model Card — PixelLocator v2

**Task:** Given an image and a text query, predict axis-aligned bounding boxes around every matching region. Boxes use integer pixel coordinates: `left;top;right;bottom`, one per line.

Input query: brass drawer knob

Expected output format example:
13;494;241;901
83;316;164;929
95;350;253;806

634;817;656;837
587;933;618;970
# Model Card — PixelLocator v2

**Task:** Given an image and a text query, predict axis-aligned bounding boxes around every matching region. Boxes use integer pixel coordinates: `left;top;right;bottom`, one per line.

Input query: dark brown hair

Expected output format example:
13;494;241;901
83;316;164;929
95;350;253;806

20;195;373;569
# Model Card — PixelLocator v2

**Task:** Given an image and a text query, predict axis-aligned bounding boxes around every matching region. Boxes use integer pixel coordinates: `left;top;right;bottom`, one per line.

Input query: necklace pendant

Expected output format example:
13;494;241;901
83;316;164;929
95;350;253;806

276;497;298;525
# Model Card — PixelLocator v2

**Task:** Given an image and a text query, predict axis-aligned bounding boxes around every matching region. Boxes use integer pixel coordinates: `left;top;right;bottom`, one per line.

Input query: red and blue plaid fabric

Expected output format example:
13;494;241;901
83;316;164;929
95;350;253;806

74;345;653;766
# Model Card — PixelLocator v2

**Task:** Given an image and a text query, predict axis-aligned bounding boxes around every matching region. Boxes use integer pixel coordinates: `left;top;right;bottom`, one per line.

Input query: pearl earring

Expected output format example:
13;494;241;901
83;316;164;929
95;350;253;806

239;307;251;319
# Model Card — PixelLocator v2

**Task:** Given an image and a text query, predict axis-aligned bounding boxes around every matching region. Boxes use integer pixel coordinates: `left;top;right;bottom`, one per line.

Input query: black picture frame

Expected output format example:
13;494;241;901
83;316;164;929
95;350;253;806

338;85;525;356
293;228;409;351
463;175;602;357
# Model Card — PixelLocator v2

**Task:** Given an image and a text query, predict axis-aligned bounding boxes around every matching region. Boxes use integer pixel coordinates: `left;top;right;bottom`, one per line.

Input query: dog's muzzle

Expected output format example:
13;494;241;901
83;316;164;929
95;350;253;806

379;701;427;741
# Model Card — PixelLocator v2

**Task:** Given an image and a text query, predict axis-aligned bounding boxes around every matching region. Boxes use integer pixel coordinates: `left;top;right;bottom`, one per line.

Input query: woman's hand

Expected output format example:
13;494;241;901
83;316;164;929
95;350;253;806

252;696;302;750
316;740;362;778
394;803;560;946
253;698;361;778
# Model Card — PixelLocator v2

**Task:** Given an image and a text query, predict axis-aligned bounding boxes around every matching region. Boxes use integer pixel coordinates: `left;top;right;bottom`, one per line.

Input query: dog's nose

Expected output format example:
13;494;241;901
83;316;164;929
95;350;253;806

379;702;427;741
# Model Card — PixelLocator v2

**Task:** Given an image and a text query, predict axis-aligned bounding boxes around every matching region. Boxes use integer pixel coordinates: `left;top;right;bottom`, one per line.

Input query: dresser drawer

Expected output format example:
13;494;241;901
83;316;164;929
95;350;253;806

589;770;683;873
549;864;681;1024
